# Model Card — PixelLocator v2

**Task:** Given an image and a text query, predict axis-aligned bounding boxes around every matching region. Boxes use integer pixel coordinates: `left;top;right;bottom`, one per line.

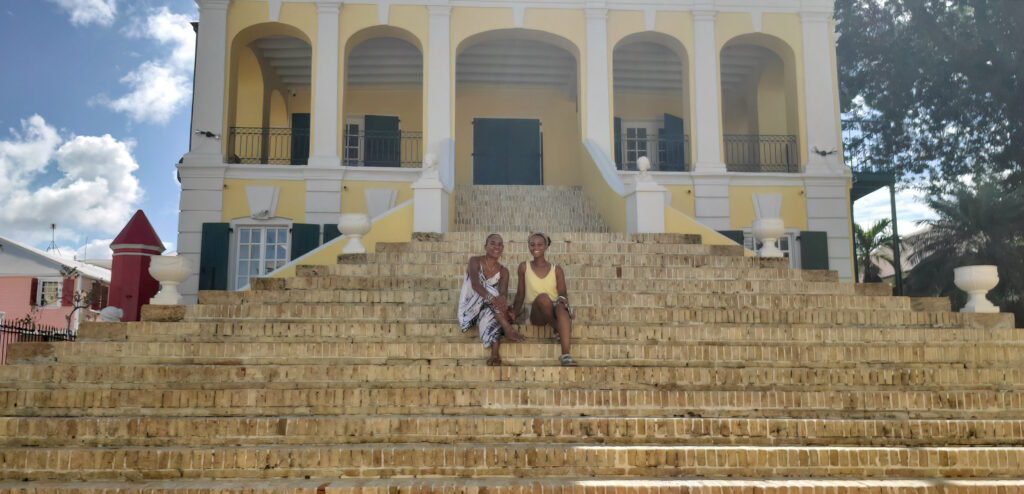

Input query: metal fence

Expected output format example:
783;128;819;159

228;127;311;165
1;320;75;365
343;130;423;167
617;135;690;172
723;134;799;173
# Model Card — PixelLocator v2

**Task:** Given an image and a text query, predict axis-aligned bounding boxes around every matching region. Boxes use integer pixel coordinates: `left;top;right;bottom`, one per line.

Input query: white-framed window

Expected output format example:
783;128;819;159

621;121;658;169
230;224;291;290
36;277;62;308
743;229;801;268
343;117;364;166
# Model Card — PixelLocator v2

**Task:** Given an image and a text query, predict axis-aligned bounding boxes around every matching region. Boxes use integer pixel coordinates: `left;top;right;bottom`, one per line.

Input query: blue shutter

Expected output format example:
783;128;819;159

799;231;830;270
199;223;230;290
290;223;320;260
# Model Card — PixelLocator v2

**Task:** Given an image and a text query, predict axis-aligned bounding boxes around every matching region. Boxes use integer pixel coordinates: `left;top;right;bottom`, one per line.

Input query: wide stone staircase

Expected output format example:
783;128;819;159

454;185;608;232
1;187;1023;492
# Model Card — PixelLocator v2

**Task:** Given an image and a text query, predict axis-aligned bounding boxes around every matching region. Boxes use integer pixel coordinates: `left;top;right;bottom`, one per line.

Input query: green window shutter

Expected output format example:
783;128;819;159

365;115;401;167
199;223;230;291
718;230;745;246
662;113;685;171
323;224;341;243
799;231;830;270
290;223;320;260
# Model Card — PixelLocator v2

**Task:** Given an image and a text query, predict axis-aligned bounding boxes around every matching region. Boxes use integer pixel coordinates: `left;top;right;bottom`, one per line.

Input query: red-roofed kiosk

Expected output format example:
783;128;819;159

108;210;164;322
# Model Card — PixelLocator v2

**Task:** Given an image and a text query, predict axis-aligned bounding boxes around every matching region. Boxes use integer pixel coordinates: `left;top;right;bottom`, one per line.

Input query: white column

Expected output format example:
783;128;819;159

427;5;453;188
584;6;613;159
801;11;846;174
692;10;727;174
308;2;342;167
184;0;230;164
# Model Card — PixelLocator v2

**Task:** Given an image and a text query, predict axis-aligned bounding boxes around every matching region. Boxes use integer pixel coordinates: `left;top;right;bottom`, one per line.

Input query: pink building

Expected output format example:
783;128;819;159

0;235;111;331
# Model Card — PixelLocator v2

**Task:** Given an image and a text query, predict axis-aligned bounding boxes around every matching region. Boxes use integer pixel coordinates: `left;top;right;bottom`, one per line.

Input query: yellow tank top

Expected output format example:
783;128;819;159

524;262;558;304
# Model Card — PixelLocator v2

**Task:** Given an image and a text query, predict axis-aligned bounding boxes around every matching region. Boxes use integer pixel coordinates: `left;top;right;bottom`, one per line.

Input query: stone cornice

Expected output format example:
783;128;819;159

213;0;834;16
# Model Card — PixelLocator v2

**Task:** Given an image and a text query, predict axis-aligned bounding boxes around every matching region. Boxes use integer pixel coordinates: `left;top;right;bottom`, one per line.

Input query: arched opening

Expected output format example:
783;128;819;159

455;29;580;186
227;24;313;165
343;26;424;168
720;33;800;172
612;33;690;172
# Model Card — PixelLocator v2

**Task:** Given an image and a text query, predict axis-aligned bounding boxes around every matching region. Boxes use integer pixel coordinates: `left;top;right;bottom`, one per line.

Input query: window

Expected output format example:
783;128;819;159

622;124;654;170
743;229;800;268
36;278;62;307
235;226;290;289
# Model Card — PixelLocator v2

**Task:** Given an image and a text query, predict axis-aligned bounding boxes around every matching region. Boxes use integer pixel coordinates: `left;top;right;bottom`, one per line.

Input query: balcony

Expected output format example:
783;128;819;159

228;127;310;165
225;127;423;167
343;130;423;168
723;134;799;173
616;134;690;172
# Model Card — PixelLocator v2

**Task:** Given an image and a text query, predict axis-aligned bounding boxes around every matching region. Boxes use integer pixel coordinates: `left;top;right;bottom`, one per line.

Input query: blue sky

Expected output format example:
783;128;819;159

0;0;930;260
0;0;197;259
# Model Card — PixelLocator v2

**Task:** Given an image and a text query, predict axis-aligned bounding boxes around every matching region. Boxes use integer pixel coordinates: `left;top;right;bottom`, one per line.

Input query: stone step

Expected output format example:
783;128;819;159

16;340;1024;367
454;186;610;233
3;478;1024;494
377;238;727;254
438;231;703;244
4;385;1023;418
5;415;1023;448
76;320;1023;345
307;254;791;271
179;304;996;328
296;263;836;282
2;444;1023;481
5;363;1022;390
196;290;909;311
253;276;858;295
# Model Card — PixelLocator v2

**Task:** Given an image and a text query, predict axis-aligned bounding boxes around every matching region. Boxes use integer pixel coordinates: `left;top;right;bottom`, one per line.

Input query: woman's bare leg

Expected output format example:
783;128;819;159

488;340;502;365
531;295;571;355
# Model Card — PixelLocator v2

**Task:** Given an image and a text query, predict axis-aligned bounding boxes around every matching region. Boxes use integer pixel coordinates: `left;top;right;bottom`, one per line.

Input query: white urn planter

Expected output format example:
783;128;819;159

752;218;785;258
339;213;372;254
148;255;192;305
954;265;1000;313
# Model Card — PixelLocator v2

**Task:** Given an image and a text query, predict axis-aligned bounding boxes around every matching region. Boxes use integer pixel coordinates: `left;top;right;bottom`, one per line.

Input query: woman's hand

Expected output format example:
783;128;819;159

489;294;509;313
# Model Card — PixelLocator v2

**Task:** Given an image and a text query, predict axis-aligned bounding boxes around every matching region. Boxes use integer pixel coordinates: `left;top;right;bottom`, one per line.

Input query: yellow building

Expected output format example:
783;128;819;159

178;0;852;302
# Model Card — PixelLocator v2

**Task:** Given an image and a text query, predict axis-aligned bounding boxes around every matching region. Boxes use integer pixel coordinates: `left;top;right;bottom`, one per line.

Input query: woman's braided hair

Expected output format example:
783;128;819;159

484;233;502;245
528;231;551;246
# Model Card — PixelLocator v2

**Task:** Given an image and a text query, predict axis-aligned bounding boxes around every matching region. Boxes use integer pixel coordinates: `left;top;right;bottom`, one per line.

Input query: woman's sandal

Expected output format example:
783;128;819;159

487;355;502;366
559;354;578;367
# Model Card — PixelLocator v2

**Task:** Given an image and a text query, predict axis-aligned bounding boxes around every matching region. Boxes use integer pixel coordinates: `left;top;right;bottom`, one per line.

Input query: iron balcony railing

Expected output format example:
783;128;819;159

723;134;799;173
228;127;311;165
343;130;423;167
1;320;75;365
617;134;690;172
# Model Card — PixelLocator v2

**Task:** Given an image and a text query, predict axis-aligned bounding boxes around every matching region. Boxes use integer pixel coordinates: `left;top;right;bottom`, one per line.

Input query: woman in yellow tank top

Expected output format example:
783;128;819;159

511;232;577;366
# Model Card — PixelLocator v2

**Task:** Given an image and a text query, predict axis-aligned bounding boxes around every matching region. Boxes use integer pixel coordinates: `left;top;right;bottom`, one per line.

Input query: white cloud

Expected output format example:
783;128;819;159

101;7;195;124
853;187;935;236
47;0;117;27
0;115;142;246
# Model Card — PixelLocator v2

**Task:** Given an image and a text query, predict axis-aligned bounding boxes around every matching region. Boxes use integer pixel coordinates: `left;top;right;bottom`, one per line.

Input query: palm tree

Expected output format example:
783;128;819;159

904;181;1024;325
854;218;895;283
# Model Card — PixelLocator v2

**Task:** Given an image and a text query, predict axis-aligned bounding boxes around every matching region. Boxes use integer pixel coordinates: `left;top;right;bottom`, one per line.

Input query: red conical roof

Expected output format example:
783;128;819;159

111;210;164;252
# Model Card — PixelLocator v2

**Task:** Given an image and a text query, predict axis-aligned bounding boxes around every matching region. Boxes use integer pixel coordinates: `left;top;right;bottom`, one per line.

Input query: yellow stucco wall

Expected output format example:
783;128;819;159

579;143;626;232
340;181;414;215
269;200;414;277
728;185;808;231
454;84;581;186
222;179;307;223
663;185;696;216
666;206;753;255
344;86;424;133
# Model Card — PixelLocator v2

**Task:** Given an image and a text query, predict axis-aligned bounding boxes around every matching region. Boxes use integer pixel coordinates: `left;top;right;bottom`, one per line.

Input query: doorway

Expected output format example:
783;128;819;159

472;118;542;185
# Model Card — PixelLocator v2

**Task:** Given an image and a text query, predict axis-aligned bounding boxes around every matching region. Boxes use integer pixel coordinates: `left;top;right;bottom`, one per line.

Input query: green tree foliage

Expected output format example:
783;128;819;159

854;219;895;283
835;0;1024;186
903;182;1024;325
